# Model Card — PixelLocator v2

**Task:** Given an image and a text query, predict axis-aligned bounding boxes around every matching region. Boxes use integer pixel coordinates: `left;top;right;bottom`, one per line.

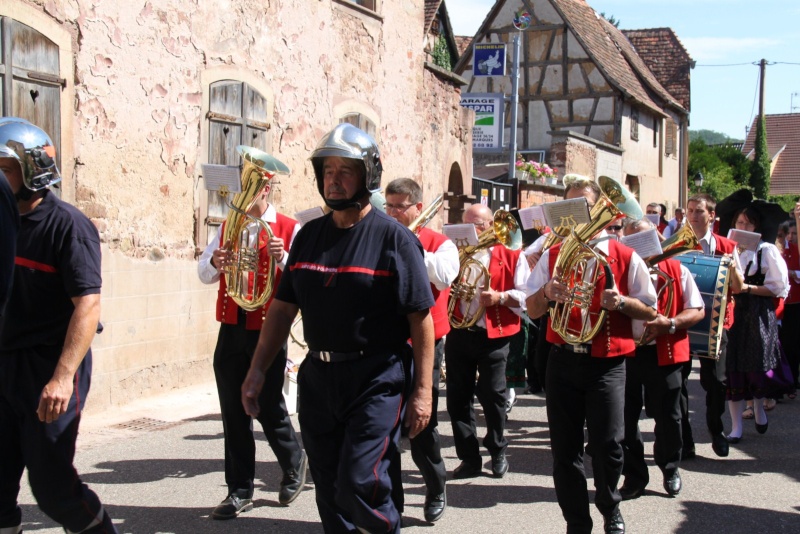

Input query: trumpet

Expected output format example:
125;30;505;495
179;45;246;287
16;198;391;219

448;210;522;329
408;194;444;234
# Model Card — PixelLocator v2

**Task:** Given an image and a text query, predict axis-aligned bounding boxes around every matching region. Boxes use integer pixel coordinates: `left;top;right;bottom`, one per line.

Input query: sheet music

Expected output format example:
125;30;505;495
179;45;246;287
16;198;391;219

443;223;480;248
543;198;591;229
645;213;661;227
727;229;761;251
620;228;663;259
517;206;547;231
201;164;241;193
295;207;326;226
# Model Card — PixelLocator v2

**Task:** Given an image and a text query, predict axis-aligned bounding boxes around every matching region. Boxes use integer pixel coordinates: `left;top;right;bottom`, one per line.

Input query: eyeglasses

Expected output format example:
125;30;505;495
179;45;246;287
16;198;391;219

470;220;488;227
384;203;414;213
607;225;623;232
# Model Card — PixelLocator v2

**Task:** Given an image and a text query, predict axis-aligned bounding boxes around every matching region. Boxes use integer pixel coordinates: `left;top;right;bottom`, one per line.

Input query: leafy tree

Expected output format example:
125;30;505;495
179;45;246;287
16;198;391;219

599;12;620;28
689;129;743;145
751;115;771;199
432;36;452;71
688;139;750;200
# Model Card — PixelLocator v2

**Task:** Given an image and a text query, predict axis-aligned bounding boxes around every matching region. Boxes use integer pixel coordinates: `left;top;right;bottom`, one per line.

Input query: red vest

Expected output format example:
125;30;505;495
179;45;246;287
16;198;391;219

215;212;297;330
545;240;637;357
653;259;690;365
783;242;800;305
484;246;522;339
417;227;452;341
712;233;737;330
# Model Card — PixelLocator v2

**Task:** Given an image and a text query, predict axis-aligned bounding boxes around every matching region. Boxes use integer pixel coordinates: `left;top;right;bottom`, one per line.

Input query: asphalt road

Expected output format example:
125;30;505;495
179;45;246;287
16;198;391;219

16;359;800;533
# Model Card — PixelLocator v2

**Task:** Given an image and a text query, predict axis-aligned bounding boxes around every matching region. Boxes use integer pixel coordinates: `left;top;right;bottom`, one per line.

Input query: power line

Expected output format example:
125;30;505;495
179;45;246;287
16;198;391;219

695;61;800;67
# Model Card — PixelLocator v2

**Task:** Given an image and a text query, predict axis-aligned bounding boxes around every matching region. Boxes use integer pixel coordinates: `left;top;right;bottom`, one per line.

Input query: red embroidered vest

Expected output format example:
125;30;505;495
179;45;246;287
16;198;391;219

712;234;737;330
417;227;452;340
653;259;690;365
545;240;636;357
783;243;800;306
483;246;522;339
215;213;297;330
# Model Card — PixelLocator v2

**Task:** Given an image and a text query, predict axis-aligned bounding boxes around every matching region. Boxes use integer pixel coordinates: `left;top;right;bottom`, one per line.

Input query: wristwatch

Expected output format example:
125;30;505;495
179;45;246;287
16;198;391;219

615;296;626;311
668;318;676;335
499;292;507;306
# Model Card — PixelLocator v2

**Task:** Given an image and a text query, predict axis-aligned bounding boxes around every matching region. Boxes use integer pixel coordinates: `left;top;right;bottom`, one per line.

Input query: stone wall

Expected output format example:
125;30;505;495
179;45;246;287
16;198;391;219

5;0;472;409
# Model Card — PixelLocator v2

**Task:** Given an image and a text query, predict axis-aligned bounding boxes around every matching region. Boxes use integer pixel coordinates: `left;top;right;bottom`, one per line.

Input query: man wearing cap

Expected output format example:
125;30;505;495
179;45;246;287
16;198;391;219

242;124;435;533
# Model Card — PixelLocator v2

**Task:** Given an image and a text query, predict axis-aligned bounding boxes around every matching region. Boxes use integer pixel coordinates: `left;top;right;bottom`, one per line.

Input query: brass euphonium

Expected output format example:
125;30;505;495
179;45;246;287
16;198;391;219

220;146;289;311
549;176;642;344
637;222;702;345
448;210;523;329
408;194;444;234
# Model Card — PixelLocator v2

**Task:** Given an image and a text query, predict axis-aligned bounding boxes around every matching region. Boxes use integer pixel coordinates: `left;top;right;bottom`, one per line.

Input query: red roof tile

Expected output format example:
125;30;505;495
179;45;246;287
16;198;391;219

742;114;800;196
424;0;442;34
623;28;693;112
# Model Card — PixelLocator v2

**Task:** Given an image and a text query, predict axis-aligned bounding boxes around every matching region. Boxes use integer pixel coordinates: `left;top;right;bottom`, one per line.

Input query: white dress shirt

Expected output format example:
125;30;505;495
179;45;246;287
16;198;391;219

197;203;300;284
632;264;704;343
424;239;459;291
459;247;530;327
525;231;658;309
739;241;790;298
698;228;743;276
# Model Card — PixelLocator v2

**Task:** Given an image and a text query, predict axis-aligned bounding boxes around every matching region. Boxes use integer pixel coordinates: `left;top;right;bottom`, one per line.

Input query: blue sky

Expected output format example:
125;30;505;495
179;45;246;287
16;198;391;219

449;0;800;141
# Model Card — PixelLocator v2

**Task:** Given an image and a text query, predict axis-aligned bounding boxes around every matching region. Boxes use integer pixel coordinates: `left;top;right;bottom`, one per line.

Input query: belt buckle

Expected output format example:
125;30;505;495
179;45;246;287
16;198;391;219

573;344;589;354
320;351;331;362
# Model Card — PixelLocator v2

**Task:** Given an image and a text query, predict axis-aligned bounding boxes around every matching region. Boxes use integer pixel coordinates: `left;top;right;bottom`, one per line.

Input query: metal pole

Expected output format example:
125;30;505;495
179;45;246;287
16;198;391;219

508;33;521;206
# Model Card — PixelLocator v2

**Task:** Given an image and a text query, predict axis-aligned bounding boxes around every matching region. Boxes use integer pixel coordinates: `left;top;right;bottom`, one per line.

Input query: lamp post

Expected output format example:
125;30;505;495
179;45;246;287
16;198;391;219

693;172;704;191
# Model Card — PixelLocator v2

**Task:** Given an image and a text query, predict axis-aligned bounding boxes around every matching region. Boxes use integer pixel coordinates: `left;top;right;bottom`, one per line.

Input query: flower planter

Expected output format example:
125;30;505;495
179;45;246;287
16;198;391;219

515;170;529;182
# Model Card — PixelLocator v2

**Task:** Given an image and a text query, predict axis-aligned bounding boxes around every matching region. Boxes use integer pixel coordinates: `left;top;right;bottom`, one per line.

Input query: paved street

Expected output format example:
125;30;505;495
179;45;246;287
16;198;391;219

17;359;800;533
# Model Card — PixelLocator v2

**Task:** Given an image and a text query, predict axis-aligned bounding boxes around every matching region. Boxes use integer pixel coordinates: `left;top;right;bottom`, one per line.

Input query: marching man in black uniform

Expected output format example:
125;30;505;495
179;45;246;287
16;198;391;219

0;118;117;533
242;123;435;533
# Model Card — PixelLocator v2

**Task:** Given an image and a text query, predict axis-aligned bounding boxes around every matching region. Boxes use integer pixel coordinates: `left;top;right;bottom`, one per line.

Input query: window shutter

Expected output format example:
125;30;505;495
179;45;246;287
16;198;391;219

665;120;676;156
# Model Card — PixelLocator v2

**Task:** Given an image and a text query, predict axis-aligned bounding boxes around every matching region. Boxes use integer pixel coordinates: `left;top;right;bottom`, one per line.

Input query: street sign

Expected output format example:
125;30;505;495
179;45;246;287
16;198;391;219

460;92;505;153
473;43;506;77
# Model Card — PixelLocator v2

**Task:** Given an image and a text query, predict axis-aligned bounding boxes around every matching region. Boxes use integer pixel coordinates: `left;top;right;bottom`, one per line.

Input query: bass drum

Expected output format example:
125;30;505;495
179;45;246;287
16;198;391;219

677;252;733;360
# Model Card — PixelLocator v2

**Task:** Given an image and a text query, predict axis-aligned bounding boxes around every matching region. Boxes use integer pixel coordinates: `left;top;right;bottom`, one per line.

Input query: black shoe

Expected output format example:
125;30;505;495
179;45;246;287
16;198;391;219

491;452;509;478
453;460;482;479
726;435;741;444
663;470;682;497
755;421;768;434
504;396;517;414
682;447;696;460
423;490;446;522
619;483;646;501
278;452;308;505
211;494;253;520
711;433;729;457
603;509;625;534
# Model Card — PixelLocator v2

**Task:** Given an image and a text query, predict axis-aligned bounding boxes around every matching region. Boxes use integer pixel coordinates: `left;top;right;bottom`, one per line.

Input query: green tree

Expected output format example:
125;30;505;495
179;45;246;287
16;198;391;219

599;12;620;28
689;129;743;145
688;139;750;200
751;115;771;199
432;36;452;71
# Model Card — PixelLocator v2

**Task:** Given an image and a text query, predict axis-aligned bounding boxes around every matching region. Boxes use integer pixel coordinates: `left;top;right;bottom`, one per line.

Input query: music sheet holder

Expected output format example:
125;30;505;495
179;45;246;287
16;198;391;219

201;164;241;194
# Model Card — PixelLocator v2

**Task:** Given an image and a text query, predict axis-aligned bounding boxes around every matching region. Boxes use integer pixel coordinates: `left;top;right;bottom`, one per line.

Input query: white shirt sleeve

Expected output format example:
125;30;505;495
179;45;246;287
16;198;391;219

276;221;301;271
750;243;790;298
525;249;552;297
524;234;548;256
627;251;658;308
198;226;223;285
507;251;531;312
425;238;459;290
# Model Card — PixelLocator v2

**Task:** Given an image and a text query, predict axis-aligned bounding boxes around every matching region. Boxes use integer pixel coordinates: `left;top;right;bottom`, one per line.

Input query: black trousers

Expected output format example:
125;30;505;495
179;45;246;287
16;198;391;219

445;328;510;463
622;346;683;489
0;348;116;533
410;337;446;495
679;359;695;450
546;346;626;534
299;349;410;534
696;329;729;437
213;320;302;498
780;303;800;387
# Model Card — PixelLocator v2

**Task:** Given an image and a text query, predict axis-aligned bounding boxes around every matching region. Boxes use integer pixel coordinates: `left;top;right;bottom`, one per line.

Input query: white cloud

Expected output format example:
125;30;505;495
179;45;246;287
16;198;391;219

681;37;781;62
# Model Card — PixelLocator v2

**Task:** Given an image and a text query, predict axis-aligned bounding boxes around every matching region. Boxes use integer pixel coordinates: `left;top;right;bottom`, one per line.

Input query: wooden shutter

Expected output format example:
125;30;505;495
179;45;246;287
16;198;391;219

665;120;677;156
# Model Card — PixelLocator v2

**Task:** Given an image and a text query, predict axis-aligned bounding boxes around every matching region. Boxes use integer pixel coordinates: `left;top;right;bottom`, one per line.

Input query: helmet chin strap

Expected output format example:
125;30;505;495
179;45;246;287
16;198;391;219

324;188;369;212
15;187;34;202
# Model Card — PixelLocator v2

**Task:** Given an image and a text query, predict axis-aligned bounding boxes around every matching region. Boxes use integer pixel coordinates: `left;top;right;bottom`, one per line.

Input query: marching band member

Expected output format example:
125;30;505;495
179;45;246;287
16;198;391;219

619;219;704;501
683;193;743;458
525;176;657;534
384;178;458;522
446;203;529;480
242;124;435;534
198;175;307;518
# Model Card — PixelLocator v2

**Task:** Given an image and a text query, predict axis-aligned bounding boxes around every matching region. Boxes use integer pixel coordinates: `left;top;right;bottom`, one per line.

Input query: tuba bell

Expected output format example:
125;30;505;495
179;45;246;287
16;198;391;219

549;176;642;344
637;222;702;345
448;209;522;329
220;146;289;311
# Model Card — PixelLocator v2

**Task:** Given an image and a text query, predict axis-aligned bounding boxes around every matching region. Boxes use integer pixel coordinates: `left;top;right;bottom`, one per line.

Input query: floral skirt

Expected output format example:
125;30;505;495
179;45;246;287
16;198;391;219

727;342;795;401
727;294;780;373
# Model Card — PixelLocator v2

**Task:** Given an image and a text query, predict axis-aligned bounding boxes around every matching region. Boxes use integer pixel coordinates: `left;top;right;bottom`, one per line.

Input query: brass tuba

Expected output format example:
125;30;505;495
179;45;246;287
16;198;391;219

408;194;444;234
220;146;289;311
637;222;702;345
448;210;522;329
549;176;642;344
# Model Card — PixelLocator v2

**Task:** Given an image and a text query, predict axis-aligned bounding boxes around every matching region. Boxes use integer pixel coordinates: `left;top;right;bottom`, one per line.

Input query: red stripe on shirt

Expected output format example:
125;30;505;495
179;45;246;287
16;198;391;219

15;257;58;273
290;262;393;277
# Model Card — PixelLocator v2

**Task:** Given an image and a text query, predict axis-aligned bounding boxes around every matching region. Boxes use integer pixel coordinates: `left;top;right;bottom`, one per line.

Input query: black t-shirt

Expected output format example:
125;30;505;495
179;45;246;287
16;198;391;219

0;190;102;352
277;208;434;353
0;171;19;318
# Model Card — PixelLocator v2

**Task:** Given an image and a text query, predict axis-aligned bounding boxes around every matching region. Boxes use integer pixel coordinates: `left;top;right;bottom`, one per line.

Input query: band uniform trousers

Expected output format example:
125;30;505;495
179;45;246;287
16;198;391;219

298;348;411;534
696;329;729;437
622;346;683;489
445;328;510;464
546;346;626;534
0;347;116;533
213;315;301;498
410;337;446;494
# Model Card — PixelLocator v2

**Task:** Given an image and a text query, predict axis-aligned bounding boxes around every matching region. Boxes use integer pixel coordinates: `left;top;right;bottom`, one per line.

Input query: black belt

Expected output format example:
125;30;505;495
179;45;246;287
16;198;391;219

554;343;592;354
462;325;487;333
309;350;367;363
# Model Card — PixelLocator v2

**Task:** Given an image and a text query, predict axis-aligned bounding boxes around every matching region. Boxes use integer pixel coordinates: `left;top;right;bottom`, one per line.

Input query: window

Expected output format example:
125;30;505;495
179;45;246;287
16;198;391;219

0;17;66;190
653;117;659;148
340;112;376;138
348;0;376;10
206;80;270;225
630;107;639;141
665;119;677;156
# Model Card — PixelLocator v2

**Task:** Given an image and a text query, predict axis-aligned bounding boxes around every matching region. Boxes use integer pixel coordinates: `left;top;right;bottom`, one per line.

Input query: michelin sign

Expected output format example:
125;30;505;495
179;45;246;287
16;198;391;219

460;93;505;153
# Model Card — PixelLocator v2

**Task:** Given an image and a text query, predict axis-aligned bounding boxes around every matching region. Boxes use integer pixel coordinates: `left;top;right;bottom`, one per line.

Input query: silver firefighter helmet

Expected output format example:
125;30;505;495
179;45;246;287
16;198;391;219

0;117;61;191
310;123;382;195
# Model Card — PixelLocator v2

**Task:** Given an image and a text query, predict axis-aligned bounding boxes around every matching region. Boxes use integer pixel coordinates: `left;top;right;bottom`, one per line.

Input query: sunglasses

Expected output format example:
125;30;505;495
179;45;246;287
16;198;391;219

607;225;623;232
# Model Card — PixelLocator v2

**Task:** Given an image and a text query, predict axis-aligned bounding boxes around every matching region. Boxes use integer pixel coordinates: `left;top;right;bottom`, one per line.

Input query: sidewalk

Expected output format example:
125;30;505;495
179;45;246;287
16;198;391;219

17;361;800;533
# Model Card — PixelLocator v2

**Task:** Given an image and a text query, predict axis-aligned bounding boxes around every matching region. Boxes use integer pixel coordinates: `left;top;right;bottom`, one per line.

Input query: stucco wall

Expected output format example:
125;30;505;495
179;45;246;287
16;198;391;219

7;0;472;409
